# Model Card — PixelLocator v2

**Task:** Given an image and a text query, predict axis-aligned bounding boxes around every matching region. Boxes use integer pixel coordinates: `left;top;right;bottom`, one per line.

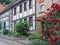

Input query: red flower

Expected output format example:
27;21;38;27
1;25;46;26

54;36;58;42
49;36;53;39
56;28;60;31
47;8;50;11
49;36;55;45
56;19;60;22
50;41;55;45
49;30;53;33
42;16;46;20
36;18;40;22
41;30;45;32
51;25;55;29
50;16;53;19
51;18;55;22
41;30;46;34
51;3;56;9
49;12;53;16
54;21;58;25
52;9;57;12
53;31;56;35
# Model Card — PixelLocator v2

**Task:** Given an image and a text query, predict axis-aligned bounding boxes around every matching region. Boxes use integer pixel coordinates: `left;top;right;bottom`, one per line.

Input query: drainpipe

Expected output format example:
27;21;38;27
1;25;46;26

35;0;36;31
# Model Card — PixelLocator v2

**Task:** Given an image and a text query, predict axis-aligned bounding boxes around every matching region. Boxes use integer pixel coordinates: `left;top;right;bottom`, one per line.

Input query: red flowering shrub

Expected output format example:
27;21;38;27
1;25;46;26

40;3;60;45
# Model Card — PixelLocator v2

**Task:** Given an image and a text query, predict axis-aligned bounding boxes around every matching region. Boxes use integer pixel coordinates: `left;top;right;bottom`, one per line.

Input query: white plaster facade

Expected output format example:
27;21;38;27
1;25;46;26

0;9;13;31
13;0;36;31
0;0;36;31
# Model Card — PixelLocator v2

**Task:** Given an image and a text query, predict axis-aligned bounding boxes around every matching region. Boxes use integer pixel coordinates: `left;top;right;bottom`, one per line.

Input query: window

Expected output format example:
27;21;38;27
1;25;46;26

4;22;6;29
20;4;22;13
14;22;16;31
40;3;44;12
14;7;16;15
24;18;27;21
0;22;2;30
29;17;33;26
24;2;27;11
29;0;32;9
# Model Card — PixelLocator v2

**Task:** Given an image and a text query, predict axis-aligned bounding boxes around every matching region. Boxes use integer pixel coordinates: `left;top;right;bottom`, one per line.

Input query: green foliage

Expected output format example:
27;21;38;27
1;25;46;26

19;36;26;40
0;0;11;4
57;31;60;36
57;22;60;28
28;33;42;40
3;29;9;35
15;21;29;36
53;11;60;19
11;31;26;39
31;40;50;45
11;31;20;37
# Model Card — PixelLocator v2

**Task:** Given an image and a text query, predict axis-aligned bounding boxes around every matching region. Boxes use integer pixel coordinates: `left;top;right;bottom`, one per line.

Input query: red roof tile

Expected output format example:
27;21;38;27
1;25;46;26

0;4;6;13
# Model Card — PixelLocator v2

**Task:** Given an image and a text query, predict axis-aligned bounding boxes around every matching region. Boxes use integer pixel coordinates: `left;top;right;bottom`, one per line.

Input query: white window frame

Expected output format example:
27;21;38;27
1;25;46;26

39;3;44;12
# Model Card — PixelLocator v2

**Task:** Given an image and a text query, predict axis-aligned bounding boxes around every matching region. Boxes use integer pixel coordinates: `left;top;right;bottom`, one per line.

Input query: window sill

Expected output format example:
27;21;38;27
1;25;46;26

39;11;44;14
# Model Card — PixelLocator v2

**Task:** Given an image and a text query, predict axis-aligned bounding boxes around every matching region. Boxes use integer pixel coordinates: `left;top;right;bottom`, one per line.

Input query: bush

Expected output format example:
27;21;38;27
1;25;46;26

19;36;26;40
15;21;29;36
3;29;9;35
11;31;26;39
11;31;20;37
28;33;42;40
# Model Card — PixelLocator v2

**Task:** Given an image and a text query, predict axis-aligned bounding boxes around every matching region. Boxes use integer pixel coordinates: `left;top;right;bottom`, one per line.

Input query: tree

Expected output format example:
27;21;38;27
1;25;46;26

0;0;11;4
39;3;60;45
15;21;29;36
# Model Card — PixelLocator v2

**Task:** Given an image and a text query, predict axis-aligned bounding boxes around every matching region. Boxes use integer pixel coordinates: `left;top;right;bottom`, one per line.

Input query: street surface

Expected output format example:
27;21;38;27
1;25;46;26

0;41;7;45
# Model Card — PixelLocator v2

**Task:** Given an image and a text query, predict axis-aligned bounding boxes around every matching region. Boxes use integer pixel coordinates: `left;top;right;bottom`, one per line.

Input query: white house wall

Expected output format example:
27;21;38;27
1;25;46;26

13;0;35;21
13;0;36;31
0;0;36;31
0;9;13;31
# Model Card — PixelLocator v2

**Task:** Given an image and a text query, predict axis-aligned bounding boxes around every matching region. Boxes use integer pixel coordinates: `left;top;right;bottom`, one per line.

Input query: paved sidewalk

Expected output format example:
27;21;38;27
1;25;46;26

0;34;31;45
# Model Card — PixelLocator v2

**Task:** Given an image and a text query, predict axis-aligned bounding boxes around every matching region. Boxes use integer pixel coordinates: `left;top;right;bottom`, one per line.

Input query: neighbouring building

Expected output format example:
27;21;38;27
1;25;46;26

0;3;6;31
12;0;36;32
0;0;36;32
36;0;60;32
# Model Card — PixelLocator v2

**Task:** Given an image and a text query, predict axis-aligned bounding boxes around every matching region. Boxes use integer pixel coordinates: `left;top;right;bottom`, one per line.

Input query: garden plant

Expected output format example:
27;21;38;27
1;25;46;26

40;3;60;45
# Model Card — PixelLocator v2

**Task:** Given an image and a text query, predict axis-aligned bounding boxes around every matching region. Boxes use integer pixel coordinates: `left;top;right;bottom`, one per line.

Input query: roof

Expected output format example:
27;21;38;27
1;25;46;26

0;0;22;15
0;4;6;13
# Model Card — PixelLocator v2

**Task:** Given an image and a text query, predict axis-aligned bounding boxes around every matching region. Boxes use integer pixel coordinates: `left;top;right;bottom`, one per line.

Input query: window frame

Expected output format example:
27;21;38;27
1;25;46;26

24;2;27;11
14;7;16;15
29;17;33;26
39;3;44;12
24;18;27;21
19;4;22;13
29;0;32;9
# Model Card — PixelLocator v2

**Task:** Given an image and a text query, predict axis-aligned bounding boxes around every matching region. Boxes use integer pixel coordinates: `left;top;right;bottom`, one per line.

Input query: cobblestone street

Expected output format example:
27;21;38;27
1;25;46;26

0;37;23;45
0;35;30;45
0;41;7;45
